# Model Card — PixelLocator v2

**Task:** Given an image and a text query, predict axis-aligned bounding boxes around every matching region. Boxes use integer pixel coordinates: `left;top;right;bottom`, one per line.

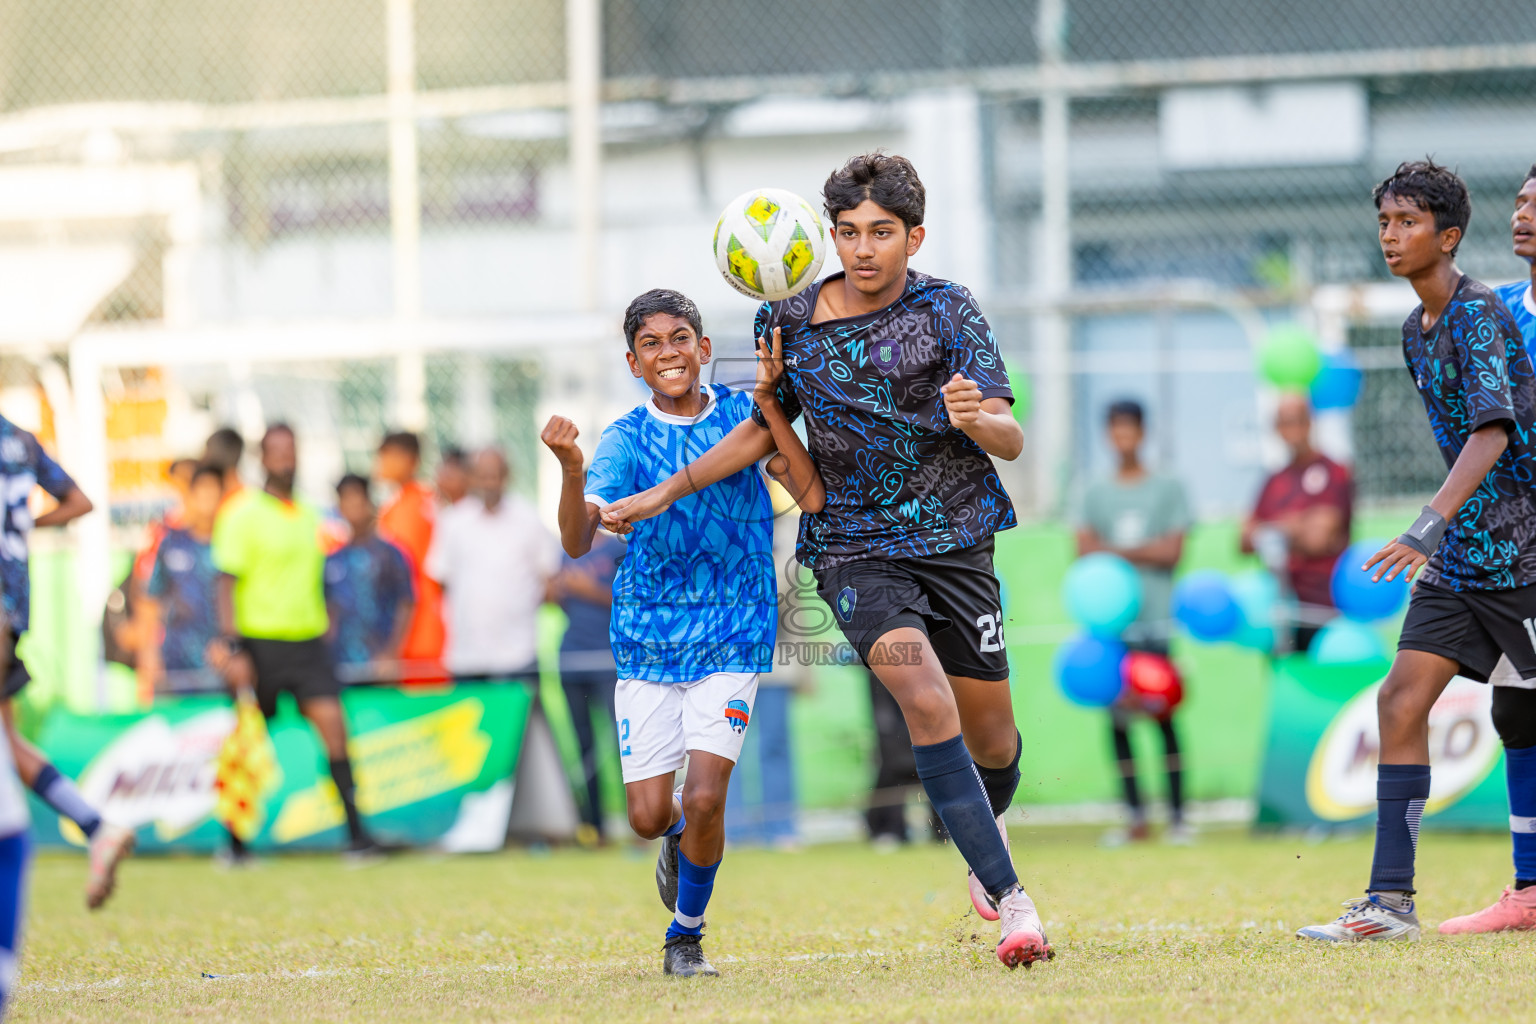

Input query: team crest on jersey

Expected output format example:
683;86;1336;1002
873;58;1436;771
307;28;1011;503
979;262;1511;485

869;338;901;373
724;700;751;733
836;586;857;622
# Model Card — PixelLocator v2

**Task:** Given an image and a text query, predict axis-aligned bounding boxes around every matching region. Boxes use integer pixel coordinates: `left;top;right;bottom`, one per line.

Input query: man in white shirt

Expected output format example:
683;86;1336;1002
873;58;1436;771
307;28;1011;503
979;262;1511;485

425;447;559;681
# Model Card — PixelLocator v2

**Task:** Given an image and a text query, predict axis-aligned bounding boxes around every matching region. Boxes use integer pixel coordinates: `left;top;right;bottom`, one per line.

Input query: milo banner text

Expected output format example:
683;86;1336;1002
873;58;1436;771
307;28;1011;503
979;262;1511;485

29;684;536;852
1256;657;1506;830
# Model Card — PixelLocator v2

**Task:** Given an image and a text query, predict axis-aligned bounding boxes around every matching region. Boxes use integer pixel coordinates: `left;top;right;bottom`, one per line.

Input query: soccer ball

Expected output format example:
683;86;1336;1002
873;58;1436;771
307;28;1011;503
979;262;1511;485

713;188;827;303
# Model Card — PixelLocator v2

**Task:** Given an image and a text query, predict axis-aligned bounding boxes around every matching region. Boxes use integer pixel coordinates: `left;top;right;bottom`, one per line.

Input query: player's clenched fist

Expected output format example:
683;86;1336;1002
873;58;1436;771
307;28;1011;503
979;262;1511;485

541;415;584;471
940;372;984;428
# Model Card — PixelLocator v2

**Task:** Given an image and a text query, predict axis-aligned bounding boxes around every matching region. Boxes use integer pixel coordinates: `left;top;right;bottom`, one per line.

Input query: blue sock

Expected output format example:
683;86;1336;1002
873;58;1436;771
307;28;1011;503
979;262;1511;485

913;734;1018;898
666;850;719;939
662;806;686;838
31;764;100;838
0;831;28;1017
1506;746;1536;884
1367;764;1430;894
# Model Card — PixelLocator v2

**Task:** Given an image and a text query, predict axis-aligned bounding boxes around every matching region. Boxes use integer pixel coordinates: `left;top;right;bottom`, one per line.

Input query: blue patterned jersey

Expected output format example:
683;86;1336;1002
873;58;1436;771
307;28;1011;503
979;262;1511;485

1403;276;1536;591
584;384;775;682
0;416;76;633
324;535;415;666
1496;280;1536;361
146;527;220;686
750;271;1017;569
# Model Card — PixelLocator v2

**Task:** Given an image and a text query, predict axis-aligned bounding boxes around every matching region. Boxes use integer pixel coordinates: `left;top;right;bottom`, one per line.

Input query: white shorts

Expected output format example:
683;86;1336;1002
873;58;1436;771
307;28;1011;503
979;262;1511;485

615;672;760;784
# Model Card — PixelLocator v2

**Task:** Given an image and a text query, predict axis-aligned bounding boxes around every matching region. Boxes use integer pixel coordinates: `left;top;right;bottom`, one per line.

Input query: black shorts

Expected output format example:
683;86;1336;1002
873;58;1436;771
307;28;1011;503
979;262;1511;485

813;537;1010;681
1397;580;1536;683
0;634;28;699
245;637;341;719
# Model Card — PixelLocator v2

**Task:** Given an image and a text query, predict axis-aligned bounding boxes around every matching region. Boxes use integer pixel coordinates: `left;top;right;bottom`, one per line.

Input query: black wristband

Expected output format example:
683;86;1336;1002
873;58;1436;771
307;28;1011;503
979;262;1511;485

1398;505;1448;558
220;635;247;655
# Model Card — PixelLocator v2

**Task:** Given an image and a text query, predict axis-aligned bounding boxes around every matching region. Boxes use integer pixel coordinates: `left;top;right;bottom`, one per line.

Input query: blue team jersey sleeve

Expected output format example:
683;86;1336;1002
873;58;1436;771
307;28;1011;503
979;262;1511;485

1453;295;1521;433
146;546;170;598
583;423;636;507
31;440;75;500
385;541;415;606
936;284;1013;403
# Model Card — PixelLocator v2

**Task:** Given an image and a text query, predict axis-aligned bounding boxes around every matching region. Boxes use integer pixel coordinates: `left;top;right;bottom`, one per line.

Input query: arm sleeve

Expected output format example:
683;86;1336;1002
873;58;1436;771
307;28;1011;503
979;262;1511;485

1458;299;1520;432
31;442;76;500
146;549;169;598
210;505;248;577
748;301;803;430
937;285;1013;402
582;424;636;507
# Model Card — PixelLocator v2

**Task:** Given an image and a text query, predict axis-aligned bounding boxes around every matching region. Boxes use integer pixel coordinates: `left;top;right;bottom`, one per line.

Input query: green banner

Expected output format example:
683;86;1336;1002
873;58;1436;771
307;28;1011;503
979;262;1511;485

28;683;534;851
1256;656;1506;830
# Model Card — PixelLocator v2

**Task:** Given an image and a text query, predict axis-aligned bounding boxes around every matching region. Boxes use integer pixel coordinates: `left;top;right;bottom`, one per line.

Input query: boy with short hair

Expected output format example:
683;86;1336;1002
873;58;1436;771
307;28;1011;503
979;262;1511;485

1299;160;1536;941
325;474;416;685
540;288;823;977
601;153;1051;968
1438;163;1536;935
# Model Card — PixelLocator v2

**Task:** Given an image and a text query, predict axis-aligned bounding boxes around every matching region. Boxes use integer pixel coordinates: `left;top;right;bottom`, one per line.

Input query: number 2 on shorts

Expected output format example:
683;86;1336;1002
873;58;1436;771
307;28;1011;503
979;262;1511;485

619;718;632;757
977;611;1006;653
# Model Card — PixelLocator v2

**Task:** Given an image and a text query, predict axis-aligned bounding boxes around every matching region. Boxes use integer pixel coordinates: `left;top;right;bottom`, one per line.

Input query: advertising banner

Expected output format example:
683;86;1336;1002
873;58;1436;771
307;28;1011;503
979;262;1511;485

29;683;535;852
1256;656;1506;830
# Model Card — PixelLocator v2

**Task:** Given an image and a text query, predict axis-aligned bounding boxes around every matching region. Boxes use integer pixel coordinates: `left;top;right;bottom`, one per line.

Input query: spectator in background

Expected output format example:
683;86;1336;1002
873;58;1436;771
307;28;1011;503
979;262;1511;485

374;432;445;683
326;474;416;685
1075;399;1192;845
210;425;377;860
426;447;558;682
127;457;197;700
552;528;625;845
1241;394;1353;653
203;427;246;501
141;464;225;695
435;446;470;509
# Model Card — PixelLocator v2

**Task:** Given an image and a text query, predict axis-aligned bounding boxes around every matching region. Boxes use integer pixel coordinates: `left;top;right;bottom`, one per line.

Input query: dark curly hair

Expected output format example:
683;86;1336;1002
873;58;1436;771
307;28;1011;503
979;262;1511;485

1372;159;1471;256
823;152;926;231
622;289;702;353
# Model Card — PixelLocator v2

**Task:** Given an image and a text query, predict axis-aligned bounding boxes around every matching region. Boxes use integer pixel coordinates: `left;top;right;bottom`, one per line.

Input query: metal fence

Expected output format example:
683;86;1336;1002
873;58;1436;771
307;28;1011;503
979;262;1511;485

0;0;1533;631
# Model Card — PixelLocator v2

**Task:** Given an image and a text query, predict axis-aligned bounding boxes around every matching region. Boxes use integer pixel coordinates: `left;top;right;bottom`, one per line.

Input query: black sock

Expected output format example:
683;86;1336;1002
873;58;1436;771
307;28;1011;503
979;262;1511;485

1516;878;1536;891
228;830;248;857
1112;720;1143;819
975;729;1022;818
329;758;366;844
1159;718;1184;824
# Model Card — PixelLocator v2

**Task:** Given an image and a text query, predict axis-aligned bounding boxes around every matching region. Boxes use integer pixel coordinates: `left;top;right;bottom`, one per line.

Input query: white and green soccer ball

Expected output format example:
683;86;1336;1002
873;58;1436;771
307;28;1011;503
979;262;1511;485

713;187;827;303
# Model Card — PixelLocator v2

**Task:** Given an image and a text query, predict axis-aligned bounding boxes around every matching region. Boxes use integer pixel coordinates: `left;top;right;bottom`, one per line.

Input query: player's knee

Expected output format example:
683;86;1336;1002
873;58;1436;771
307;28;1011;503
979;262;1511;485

681;777;727;821
897;682;953;734
1375;674;1425;736
1492;687;1536;749
627;804;671;840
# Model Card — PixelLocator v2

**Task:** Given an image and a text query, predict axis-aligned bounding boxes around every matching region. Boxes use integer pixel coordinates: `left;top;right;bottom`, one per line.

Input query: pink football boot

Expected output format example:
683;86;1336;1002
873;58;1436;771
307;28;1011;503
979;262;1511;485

1438;886;1536;935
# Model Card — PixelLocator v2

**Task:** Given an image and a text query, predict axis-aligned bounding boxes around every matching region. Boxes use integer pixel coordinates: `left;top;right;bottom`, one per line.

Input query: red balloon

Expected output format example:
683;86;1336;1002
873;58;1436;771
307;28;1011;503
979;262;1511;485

1121;651;1184;718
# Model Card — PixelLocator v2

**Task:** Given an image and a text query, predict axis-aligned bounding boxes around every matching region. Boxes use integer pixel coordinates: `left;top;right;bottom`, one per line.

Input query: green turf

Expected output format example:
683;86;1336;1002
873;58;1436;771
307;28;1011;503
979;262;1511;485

15;827;1536;1022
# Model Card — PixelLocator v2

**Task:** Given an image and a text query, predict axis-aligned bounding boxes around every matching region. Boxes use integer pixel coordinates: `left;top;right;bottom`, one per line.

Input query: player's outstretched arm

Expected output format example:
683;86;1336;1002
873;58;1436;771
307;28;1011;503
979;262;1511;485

1365;422;1508;582
939;374;1024;460
34;485;92;528
755;328;825;513
540;415;601;558
601;418;776;534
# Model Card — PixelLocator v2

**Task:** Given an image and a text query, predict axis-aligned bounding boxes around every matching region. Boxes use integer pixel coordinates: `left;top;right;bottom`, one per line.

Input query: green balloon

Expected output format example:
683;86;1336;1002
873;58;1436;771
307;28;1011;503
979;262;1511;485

1259;324;1322;389
1008;369;1032;422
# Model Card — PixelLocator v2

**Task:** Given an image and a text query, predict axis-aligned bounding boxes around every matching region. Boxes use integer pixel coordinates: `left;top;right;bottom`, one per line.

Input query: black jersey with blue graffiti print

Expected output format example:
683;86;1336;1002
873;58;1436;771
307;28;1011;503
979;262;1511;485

1402;275;1536;591
750;270;1016;570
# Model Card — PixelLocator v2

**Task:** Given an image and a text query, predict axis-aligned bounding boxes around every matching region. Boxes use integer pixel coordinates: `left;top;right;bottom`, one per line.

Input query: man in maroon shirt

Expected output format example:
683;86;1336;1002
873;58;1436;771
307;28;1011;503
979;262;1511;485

1241;394;1353;652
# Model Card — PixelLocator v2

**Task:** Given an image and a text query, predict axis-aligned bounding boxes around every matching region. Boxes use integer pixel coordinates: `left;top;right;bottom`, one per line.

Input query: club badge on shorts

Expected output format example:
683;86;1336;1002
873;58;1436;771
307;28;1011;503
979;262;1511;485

837;586;857;622
724;700;750;733
869;338;901;373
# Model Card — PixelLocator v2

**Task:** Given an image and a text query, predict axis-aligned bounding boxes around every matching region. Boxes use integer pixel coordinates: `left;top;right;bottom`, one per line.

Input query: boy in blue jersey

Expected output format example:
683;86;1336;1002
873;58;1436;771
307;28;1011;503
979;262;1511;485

143;463;225;694
540;288;824;977
0;613;30;1018
601;154;1051;968
1439;163;1536;935
0;415;134;909
1299;161;1536;941
324;474;415;685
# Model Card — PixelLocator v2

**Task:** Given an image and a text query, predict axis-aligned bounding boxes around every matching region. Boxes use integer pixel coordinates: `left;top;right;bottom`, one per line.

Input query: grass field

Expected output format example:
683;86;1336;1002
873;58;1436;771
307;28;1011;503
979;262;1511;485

13;826;1536;1023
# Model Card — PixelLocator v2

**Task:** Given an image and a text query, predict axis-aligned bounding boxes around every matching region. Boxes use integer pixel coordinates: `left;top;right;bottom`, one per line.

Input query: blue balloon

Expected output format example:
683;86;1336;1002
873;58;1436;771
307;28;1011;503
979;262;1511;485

1230;570;1279;652
1173;571;1241;641
1062;553;1143;638
1330;540;1409;621
1312;618;1386;665
1054;634;1128;707
1310;350;1364;410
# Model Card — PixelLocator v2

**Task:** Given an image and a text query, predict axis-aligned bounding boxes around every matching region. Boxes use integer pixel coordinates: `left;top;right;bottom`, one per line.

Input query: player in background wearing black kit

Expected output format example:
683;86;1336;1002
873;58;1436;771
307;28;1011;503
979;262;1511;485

1299;161;1536;941
601;153;1049;968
